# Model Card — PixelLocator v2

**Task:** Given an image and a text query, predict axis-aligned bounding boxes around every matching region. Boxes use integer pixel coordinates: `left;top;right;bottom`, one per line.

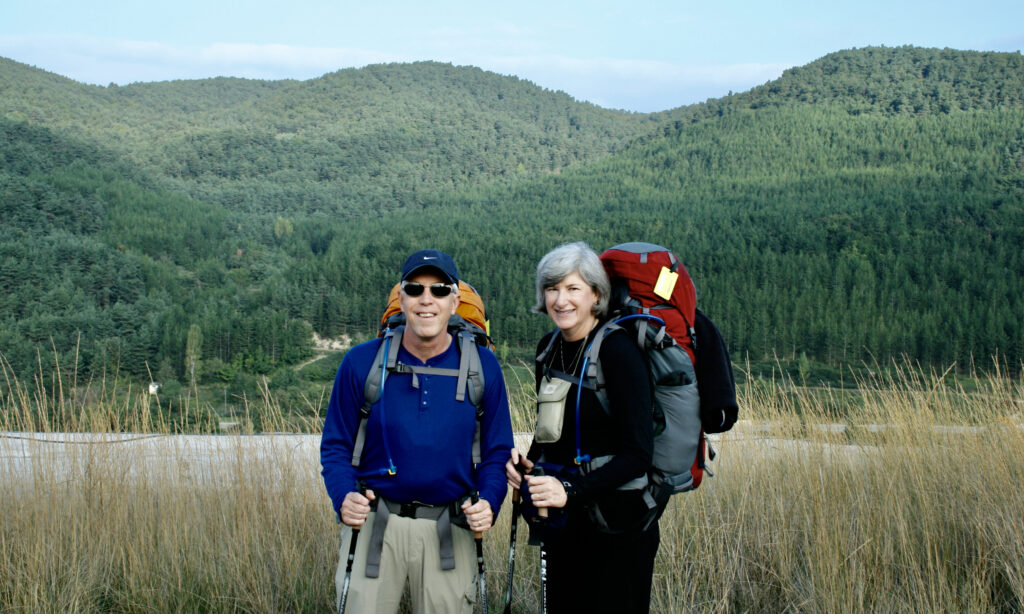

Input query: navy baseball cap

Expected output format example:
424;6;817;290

400;249;459;284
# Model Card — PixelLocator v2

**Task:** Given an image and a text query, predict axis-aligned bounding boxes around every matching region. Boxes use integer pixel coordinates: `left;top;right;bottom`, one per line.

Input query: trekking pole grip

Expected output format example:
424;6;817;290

471;492;484;538
531;466;549;519
511;462;526;506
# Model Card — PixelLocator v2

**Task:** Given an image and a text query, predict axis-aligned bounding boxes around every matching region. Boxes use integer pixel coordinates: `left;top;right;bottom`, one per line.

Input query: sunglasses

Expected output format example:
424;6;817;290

401;281;456;298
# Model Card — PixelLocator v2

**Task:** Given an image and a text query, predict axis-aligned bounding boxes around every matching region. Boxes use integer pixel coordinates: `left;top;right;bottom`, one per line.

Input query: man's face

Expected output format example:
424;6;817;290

399;271;460;346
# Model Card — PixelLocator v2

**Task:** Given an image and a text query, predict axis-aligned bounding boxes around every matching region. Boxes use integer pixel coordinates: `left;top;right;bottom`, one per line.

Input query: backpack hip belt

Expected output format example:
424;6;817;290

365;496;466;577
583;454;652;493
563;453;660;534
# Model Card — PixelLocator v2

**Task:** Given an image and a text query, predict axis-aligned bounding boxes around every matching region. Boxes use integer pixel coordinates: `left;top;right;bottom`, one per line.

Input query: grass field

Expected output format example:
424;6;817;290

1;359;1022;612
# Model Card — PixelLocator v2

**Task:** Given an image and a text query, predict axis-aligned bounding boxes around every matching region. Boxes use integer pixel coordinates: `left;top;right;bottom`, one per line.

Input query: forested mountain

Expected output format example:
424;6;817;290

1;46;1022;392
1;58;660;216
682;45;1024;121
0;119;313;386
266;47;1024;369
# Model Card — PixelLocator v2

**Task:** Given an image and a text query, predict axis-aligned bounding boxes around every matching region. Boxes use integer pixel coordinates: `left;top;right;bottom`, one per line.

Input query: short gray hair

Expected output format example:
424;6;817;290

532;242;610;318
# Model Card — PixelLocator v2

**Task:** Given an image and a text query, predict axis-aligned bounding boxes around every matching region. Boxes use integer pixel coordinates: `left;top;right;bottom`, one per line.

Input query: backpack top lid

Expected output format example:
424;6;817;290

380;280;492;347
599;242;697;360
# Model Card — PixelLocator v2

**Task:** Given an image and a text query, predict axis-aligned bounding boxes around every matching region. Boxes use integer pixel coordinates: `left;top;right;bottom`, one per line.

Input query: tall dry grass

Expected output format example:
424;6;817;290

2;356;1022;612
0;355;335;613
645;362;1024;613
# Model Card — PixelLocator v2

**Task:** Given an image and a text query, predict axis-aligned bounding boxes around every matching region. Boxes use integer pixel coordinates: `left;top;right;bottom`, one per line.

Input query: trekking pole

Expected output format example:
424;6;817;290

472;492;488;614
338;483;365;614
503;463;526;614
502;488;521;614
532;467;549;614
538;506;548;614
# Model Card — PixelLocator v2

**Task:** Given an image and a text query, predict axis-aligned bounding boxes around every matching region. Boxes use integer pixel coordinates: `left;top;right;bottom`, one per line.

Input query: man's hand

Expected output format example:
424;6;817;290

461;496;493;533
339;489;376;527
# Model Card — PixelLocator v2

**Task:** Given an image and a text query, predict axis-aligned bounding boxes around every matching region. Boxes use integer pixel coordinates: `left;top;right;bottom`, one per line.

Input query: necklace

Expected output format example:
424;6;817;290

558;335;587;375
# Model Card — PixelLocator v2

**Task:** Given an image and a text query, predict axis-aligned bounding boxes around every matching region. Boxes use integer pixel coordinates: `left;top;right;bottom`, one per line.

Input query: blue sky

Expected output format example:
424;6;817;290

2;0;1022;112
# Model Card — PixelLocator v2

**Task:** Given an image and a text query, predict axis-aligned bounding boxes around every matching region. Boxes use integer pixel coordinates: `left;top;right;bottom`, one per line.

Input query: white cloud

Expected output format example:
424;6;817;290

0;35;403;83
474;54;790;110
197;43;402;72
482;54;786;85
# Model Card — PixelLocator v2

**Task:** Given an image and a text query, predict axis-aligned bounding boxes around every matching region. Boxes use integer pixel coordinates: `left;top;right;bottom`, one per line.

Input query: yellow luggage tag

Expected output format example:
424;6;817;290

653;266;678;300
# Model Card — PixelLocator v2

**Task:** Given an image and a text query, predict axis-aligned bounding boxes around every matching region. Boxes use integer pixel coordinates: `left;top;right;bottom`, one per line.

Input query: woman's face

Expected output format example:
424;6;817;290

544;271;599;341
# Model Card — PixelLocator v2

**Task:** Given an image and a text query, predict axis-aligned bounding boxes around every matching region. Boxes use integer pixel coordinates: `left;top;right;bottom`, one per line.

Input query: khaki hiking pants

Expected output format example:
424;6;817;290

334;510;478;614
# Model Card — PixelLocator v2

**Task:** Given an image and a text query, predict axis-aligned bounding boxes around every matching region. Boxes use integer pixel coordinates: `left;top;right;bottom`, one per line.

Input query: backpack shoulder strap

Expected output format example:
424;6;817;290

536;323;622;409
353;329;403;467
584;321;622;413
456;330;485;407
454;330;486;466
535;330;560;372
386;330;484;404
363;327;403;405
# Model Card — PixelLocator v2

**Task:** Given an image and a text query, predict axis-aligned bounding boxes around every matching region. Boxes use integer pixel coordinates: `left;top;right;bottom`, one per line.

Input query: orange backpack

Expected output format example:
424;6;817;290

379;280;492;348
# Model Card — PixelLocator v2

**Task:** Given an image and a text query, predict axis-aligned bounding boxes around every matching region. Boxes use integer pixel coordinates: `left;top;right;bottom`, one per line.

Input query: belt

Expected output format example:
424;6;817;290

364;497;459;578
373;498;451;520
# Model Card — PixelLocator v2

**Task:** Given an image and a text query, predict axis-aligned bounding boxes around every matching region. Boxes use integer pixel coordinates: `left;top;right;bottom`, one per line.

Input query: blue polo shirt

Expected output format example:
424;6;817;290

320;335;513;518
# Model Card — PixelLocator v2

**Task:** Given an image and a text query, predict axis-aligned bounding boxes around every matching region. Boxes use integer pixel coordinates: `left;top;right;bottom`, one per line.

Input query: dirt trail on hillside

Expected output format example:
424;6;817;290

294;333;352;371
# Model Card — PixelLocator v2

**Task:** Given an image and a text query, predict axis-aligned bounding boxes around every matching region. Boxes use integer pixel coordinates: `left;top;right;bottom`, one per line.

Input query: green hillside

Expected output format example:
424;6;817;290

373;105;1023;366
1;46;1022;394
683;45;1024;119
265;47;1024;367
0;119;312;387
0;58;660;216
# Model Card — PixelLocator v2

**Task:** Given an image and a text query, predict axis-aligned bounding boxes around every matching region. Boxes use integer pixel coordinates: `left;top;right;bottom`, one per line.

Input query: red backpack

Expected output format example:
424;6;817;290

583;243;737;522
600;243;737;435
600;243;698;364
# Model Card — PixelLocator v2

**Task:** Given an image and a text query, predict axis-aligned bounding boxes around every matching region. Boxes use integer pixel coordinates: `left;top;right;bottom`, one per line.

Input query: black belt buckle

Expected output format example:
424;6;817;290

400;502;418;518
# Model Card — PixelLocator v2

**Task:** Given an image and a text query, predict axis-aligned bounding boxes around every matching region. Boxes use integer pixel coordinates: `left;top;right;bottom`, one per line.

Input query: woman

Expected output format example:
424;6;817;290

506;241;658;613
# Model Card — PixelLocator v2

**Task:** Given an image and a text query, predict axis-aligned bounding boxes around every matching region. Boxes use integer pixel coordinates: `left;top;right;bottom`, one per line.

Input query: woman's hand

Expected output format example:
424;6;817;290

505;448;534;489
524;474;568;509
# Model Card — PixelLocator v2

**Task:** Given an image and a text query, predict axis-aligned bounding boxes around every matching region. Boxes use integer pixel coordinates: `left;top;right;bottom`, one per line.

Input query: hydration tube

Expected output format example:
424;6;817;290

573;349;592;466
373;334;398;477
573;313;666;466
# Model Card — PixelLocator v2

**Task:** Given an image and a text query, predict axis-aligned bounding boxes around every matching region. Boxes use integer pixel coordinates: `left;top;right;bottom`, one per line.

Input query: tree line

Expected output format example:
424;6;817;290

1;47;1023;390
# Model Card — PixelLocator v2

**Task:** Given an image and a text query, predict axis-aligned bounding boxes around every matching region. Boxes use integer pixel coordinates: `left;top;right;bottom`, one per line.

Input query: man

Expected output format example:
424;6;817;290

321;249;514;613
